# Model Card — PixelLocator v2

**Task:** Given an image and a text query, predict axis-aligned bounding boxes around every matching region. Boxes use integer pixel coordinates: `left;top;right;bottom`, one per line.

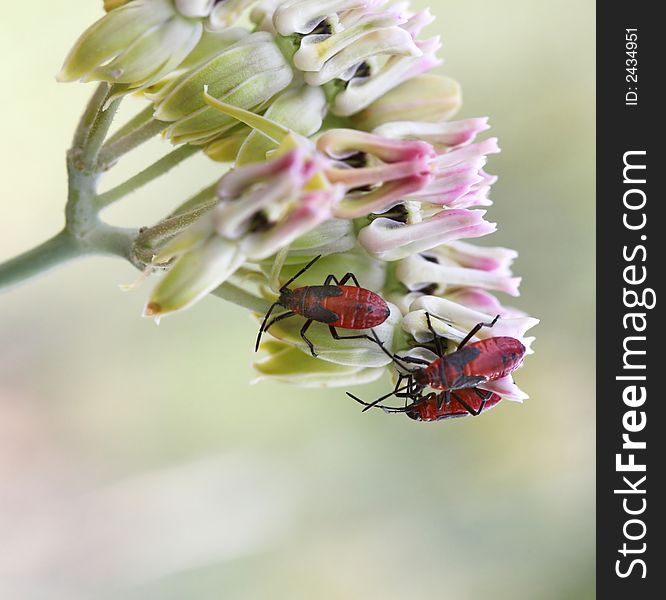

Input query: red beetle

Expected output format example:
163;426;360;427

256;255;390;357
348;313;525;417
412;334;525;392
350;387;502;421
406;388;502;421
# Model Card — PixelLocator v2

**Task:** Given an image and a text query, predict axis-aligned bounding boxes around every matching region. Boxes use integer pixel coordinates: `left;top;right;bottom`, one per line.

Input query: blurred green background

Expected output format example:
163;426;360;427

0;1;594;598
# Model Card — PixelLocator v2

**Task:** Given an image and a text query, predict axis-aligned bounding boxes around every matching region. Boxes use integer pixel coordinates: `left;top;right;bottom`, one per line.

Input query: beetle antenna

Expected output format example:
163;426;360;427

346;392;416;414
362;378;421;412
279;254;323;292
346;387;417;413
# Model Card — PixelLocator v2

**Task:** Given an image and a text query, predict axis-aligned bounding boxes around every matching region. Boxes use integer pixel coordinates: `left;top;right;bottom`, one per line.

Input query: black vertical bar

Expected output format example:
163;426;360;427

597;3;662;598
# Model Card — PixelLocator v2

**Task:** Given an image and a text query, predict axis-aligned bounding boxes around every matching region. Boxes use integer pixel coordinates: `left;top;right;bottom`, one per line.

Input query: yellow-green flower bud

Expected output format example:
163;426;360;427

209;0;259;29
154;32;294;144
143;27;249;105
254;341;384;388
350;74;462;131
272;219;356;265
58;0;203;89
104;0;131;11
204;129;251;162
145;236;246;318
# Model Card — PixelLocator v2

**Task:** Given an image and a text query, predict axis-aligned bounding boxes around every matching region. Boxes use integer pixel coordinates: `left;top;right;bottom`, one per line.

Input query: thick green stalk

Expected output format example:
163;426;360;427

0;231;83;292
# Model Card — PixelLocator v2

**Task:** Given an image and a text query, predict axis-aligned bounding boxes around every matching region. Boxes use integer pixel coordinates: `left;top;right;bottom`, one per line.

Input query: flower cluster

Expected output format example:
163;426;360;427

58;0;537;408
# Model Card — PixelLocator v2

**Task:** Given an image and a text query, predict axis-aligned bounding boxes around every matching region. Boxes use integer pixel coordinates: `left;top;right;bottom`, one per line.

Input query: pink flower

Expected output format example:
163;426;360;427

214;147;342;259
358;209;497;260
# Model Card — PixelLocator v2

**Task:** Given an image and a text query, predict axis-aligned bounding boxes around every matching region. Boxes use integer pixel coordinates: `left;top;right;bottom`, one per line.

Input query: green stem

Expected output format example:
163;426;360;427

95;144;201;209
85;225;139;261
97;118;168;169
83;97;122;170
102;104;154;149
168;182;218;218
72;83;111;151
211;281;273;314
0;231;83;292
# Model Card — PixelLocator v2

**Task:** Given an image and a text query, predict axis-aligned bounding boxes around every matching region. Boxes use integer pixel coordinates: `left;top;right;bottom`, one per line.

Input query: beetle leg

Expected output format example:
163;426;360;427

337;272;362;287
396;355;431;366
472;388;494;413
359;374;410;412
349;374;416;412
328;325;377;344
425;312;445;357
323;274;339;286
368;330;421;373
458;314;501;349
262;310;295;335
300;319;317;357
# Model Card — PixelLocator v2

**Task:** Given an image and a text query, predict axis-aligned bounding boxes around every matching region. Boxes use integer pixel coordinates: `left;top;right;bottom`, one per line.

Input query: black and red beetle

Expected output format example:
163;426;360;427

348;313;525;418
351;387;503;421
255;255;390;357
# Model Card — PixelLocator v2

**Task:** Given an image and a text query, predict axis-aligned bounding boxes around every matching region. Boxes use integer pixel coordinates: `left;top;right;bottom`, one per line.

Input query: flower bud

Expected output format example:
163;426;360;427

428;240;518;274
317;128;433;163
350;74;462;130
373;118;490;149
236;86;327;165
303;27;421;86
144;236;246;318
396;253;522;297
254;341;385;387
204;129;251;162
269;219;356;265
273;0;368;35
331;37;442;117
104;0;131;11
403;295;538;353
154;32;294;144
358;209;496;261
445;289;527;318
175;0;215;18
209;0;259;29
58;0;203;89
143;27;249;104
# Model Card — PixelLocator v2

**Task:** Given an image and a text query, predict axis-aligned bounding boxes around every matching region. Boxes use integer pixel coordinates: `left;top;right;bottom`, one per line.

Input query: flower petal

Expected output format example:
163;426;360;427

358;209;496;260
